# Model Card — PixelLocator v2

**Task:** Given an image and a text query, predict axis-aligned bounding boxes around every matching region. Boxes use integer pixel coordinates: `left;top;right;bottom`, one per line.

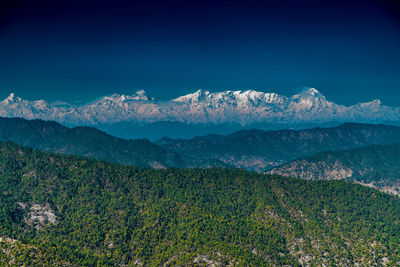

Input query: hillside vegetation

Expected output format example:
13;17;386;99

269;143;400;195
0;142;400;265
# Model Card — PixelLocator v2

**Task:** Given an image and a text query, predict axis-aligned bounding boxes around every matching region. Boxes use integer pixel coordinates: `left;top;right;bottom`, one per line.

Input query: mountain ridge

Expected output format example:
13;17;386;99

157;122;400;171
1;88;399;128
2;117;400;173
0;117;224;169
268;142;400;195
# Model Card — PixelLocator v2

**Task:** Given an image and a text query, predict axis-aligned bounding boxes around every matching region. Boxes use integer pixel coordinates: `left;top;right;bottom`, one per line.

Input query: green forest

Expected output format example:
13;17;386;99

0;141;400;266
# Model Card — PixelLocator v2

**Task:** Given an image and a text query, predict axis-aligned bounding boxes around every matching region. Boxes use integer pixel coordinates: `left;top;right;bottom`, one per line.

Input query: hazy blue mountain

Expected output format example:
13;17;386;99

0;117;224;169
157;123;400;171
97;120;345;140
96;121;247;140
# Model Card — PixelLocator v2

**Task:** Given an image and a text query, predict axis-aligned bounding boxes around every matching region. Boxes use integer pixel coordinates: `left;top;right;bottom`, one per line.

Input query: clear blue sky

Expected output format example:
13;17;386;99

0;0;400;106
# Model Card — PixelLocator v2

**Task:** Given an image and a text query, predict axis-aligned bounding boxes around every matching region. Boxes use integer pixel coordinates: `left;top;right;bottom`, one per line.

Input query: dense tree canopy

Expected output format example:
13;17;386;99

0;142;399;265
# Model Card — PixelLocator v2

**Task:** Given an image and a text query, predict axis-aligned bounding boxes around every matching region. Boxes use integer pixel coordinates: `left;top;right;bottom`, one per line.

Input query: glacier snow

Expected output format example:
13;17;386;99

0;88;399;126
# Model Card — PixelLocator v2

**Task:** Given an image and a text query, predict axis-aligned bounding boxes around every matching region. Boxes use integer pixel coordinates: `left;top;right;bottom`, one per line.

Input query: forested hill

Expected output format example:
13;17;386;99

4;117;400;173
269;143;400;195
1;142;400;265
157;122;400;171
0;117;224;169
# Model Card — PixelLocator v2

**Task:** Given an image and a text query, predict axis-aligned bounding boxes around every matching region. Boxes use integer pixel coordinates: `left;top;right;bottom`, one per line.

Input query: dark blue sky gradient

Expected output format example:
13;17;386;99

0;0;400;105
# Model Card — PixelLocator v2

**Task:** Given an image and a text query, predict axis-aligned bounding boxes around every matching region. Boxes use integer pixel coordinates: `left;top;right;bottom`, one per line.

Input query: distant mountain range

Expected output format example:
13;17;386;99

2;117;400;173
269;143;400;195
1;89;400;140
0;117;223;169
157;123;400;171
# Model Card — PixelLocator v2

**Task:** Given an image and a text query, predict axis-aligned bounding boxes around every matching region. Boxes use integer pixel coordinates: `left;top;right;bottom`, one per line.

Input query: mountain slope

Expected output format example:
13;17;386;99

0;117;223;169
268;143;400;195
1;88;399;128
157;122;400;171
1;142;400;265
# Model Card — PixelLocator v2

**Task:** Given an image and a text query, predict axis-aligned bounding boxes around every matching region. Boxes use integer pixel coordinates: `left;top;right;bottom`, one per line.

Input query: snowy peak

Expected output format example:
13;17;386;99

0;88;397;126
373;99;382;105
97;90;153;104
290;88;330;110
307;88;322;96
173;89;211;103
2;93;22;103
130;89;153;101
230;90;289;106
292;88;326;101
6;93;15;101
173;89;289;106
364;99;382;106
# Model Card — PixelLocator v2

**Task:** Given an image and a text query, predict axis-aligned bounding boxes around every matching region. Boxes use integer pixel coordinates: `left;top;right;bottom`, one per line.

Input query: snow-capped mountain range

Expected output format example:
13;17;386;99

1;88;399;126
